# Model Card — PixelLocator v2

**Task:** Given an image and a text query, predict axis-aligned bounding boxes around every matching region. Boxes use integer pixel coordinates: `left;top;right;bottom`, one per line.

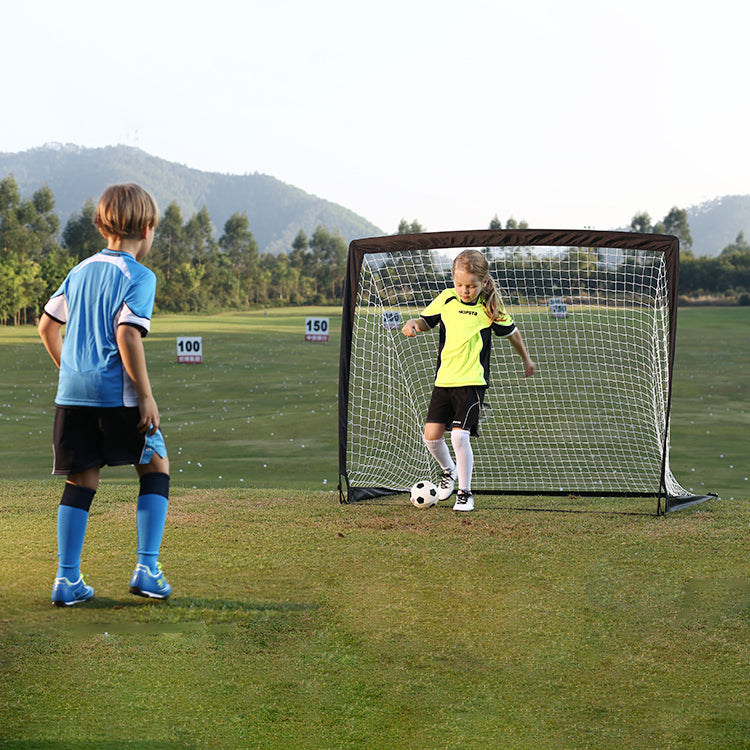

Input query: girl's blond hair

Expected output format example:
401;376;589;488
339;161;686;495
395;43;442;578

94;183;159;239
452;249;503;322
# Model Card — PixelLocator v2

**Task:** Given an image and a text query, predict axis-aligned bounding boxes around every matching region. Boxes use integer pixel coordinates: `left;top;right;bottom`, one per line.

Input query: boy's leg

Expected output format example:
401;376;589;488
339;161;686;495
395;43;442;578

52;473;98;606
56;481;96;579
135;470;169;573
130;457;172;598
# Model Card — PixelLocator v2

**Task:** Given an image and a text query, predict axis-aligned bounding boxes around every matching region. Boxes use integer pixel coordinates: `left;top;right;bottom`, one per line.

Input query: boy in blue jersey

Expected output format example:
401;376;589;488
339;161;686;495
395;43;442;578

39;183;172;605
402;249;536;511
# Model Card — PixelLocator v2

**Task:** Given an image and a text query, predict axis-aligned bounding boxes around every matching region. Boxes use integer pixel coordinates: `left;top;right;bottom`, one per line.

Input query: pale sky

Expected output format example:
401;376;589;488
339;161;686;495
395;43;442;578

3;0;748;234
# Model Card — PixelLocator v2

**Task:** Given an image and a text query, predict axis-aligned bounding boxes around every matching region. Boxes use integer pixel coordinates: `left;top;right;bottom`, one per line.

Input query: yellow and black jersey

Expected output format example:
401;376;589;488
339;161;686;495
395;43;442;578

421;288;516;387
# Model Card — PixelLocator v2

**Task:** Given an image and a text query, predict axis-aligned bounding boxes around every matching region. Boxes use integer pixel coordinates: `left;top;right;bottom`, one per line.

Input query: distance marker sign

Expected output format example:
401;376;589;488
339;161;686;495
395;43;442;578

177;336;203;363
305;317;329;342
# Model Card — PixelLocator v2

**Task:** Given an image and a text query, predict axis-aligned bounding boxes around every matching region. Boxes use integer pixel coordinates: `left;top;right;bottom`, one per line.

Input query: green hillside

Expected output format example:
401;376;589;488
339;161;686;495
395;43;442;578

0;144;384;255
2;142;749;257
688;195;750;257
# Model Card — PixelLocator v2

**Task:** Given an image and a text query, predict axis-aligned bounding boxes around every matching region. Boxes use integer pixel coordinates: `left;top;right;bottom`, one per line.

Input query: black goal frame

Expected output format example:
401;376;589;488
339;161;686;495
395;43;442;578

337;228;713;514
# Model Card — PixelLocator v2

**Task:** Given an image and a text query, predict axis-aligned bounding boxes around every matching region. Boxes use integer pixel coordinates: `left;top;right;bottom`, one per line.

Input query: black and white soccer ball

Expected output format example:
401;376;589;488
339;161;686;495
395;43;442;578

410;480;438;508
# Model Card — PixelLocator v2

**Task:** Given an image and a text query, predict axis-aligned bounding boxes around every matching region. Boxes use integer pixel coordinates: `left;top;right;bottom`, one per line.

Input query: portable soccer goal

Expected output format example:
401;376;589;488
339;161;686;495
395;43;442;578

337;228;712;514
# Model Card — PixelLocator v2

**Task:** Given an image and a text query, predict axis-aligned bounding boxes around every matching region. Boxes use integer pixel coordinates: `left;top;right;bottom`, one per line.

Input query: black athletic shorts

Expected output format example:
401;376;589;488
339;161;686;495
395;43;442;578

425;385;486;436
52;406;155;475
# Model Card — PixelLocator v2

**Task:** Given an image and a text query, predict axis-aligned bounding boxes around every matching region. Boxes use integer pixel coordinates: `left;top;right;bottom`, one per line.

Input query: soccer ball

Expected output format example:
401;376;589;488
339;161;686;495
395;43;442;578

410;480;438;508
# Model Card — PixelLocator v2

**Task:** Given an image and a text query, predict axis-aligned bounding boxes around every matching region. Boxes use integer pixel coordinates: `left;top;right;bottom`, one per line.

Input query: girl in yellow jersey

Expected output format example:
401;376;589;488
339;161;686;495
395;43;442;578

402;249;536;511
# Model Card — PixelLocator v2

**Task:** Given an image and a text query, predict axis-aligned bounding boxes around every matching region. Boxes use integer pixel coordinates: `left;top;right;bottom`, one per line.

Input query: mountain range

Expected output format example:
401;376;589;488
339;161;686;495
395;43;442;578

0;144;383;255
1;144;748;257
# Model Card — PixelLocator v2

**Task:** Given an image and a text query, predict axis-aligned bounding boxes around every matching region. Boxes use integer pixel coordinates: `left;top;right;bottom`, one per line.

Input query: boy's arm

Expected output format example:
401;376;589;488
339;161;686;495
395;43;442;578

116;324;160;435
507;329;536;378
38;313;63;368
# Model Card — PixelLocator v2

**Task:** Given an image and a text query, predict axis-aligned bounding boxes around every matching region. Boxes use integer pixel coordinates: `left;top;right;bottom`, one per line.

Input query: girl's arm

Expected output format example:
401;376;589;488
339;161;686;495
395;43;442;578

116;324;160;435
401;317;429;337
507;329;536;377
38;314;63;368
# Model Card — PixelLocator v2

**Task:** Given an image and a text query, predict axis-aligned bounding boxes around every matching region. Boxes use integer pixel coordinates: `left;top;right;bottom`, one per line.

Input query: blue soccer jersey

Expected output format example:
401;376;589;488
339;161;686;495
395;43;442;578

44;250;156;407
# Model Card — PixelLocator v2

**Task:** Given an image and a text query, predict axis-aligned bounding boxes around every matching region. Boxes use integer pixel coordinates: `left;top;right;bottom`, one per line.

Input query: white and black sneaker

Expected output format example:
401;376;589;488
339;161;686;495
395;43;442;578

453;490;474;512
437;468;457;501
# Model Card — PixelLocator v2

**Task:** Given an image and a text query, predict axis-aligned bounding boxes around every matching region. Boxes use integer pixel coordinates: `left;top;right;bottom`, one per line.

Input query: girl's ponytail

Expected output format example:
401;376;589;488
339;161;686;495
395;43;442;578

482;275;502;322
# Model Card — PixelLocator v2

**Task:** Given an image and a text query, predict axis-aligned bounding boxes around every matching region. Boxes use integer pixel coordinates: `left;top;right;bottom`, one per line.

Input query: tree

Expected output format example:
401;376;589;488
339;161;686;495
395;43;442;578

0;175;63;322
184;206;216;265
629;207;692;252
289;229;317;282
62;198;102;260
0;253;45;324
30;185;60;257
629;212;653;233
292;230;308;253
0;174;22;214
150;201;187;279
309;225;347;299
147;202;189;311
397;219;425;234
719;230;750;256
504;217;528;229
660;206;693;251
219;212;258;305
40;248;76;308
202;247;240;308
0;176;61;263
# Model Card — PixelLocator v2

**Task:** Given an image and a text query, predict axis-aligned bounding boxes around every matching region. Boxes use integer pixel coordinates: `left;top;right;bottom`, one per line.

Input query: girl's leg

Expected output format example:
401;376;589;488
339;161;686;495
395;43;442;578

423;422;455;470
450;428;474;493
423;423;457;500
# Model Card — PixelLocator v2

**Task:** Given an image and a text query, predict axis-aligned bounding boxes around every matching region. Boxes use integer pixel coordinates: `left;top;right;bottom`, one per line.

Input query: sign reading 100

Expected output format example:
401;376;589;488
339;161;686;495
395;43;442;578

177;336;203;363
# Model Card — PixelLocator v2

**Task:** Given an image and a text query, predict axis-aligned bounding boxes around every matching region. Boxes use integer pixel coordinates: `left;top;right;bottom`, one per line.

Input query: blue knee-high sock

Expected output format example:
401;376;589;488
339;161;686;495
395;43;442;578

57;484;96;580
136;473;170;574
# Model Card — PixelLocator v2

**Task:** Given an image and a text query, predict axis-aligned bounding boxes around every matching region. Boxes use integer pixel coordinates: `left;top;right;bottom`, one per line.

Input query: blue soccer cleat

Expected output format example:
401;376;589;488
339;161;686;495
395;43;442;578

129;562;172;599
51;575;95;607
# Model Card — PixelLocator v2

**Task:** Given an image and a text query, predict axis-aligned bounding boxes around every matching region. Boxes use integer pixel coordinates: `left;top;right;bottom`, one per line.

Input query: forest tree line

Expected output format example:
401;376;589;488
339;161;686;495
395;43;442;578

1;175;749;324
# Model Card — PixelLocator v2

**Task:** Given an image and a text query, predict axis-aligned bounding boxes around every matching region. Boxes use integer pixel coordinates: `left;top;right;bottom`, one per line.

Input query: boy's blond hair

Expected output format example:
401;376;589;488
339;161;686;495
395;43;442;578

94;183;159;239
452;249;504;322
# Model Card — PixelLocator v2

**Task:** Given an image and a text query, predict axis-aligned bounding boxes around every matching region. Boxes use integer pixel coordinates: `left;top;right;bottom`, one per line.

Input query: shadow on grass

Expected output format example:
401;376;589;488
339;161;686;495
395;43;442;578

481;503;658;517
32;596;316;637
84;595;315;612
367;498;659;517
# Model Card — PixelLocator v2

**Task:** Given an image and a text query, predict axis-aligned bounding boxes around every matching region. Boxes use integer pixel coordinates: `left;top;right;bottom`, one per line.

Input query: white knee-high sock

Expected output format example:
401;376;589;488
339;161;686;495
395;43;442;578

451;429;473;491
424;437;455;472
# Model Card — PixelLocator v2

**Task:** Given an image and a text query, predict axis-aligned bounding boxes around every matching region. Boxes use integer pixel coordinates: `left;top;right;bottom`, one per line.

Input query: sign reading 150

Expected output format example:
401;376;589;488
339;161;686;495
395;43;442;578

305;318;328;333
305;317;329;342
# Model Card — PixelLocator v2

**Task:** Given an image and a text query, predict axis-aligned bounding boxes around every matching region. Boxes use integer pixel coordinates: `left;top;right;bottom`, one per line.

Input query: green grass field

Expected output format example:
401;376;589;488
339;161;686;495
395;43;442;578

1;306;748;748
0;308;341;491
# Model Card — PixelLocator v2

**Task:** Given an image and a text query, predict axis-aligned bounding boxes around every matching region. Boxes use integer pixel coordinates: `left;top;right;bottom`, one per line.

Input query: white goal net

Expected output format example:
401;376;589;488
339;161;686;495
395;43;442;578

338;229;709;513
